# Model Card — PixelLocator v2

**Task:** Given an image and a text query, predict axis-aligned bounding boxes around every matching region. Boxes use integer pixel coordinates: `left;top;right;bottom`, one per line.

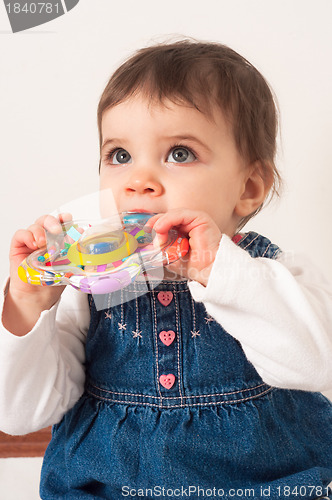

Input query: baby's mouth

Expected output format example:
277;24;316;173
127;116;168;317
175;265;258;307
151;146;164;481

127;209;151;213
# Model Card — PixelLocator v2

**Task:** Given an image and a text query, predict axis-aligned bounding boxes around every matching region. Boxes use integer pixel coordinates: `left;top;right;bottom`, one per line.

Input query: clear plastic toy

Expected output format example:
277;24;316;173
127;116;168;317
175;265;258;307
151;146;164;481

18;212;189;294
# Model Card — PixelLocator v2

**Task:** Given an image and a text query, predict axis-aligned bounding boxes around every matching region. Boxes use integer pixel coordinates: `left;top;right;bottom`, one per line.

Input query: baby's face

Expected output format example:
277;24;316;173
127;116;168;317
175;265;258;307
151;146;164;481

99;95;249;236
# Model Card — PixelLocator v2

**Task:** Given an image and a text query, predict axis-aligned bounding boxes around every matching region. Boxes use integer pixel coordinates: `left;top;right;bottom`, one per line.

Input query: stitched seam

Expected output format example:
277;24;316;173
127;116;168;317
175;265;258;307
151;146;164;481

236;232;251;246
108;286;189;294
122;282;187;289
86;381;268;399
86;387;274;407
132;288;141;340
120;289;124;323
242;233;259;250
173;283;183;402
135;295;139;334
261;243;272;257
121;294;124;326
190;294;200;338
152;291;162;400
272;248;281;259
191;295;196;333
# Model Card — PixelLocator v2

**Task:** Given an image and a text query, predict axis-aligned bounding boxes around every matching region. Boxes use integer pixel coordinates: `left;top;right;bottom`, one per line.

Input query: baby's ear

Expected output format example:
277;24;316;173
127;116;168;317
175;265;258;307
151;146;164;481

234;161;273;218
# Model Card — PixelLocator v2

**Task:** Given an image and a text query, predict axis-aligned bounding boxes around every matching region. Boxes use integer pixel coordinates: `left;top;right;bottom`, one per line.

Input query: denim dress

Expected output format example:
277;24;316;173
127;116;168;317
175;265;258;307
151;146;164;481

40;232;332;499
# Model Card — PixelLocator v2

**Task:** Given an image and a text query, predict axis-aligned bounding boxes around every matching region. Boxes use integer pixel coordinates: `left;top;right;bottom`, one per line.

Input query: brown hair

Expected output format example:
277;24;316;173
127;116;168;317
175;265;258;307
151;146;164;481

97;39;281;228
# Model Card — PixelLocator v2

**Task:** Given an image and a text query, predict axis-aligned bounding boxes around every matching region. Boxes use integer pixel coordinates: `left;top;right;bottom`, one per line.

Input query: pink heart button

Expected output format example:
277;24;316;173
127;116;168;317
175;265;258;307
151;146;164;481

159;374;176;389
159;330;176;346
157;291;173;307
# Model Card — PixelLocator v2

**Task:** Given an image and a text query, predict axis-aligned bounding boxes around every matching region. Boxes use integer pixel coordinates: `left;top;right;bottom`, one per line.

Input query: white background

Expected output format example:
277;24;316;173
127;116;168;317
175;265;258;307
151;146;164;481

0;0;332;285
0;1;331;497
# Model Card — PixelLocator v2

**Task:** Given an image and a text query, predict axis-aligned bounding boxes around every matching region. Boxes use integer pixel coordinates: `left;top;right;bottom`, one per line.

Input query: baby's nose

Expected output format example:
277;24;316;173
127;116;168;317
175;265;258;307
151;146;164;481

125;169;163;196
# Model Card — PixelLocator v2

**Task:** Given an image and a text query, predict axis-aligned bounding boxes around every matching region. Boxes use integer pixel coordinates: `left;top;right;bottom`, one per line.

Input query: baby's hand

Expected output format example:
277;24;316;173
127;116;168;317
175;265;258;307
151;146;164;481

145;209;222;286
3;213;72;336
9;213;72;293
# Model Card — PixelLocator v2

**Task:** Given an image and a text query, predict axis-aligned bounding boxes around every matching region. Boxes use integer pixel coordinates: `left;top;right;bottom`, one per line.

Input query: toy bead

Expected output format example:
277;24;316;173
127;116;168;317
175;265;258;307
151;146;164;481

38;256;46;262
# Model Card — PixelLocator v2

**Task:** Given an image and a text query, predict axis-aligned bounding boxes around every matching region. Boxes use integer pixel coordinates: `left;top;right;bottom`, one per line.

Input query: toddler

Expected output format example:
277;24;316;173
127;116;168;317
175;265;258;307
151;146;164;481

1;40;332;499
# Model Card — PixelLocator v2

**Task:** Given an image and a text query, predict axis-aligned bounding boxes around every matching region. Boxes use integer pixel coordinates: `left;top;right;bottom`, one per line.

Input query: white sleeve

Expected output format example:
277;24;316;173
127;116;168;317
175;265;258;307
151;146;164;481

0;284;90;435
189;235;332;392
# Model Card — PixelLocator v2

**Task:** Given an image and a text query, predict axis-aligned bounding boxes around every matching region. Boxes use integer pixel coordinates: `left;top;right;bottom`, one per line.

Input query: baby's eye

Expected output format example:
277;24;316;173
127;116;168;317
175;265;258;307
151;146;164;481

167;147;196;164
110;148;132;164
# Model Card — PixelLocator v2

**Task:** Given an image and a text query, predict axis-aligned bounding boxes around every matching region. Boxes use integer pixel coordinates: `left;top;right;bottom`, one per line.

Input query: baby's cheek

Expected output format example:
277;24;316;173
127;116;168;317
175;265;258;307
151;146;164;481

99;187;120;219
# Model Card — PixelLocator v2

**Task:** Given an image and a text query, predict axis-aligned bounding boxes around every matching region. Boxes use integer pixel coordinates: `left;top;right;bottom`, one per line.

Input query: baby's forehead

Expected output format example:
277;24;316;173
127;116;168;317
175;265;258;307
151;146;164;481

101;93;226;128
100;96;236;156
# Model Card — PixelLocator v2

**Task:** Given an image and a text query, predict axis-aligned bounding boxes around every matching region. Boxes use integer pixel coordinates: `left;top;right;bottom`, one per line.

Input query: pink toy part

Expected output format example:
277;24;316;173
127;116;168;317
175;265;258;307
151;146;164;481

97;264;107;272
79;270;133;294
159;330;176;346
157;291;173;306
159;374;176;389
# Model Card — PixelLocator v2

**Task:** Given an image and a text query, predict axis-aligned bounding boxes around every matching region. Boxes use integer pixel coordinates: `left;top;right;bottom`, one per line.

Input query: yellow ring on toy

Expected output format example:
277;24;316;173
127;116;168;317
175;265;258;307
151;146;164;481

67;231;138;266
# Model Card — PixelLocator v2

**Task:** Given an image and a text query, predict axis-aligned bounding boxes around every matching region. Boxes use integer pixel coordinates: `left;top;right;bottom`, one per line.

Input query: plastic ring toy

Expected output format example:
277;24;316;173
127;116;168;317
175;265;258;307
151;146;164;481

67;232;138;266
18;212;189;294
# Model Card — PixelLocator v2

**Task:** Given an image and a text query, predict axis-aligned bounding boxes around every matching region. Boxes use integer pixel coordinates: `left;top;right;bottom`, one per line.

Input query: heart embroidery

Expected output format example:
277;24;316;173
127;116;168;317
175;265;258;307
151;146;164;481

157;291;173;307
159;374;176;389
159;330;176;346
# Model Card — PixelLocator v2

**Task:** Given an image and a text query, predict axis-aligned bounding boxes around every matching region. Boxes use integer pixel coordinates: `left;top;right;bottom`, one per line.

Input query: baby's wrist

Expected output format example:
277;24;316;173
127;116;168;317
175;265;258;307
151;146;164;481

189;243;220;287
193;261;215;287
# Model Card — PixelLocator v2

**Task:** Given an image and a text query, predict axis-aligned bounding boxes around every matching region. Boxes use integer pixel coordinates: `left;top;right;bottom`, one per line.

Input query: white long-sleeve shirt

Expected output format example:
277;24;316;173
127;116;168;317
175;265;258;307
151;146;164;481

1;235;332;435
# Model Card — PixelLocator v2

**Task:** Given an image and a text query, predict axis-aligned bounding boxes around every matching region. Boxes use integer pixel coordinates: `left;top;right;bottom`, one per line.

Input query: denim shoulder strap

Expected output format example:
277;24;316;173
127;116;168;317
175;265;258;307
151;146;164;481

235;231;282;260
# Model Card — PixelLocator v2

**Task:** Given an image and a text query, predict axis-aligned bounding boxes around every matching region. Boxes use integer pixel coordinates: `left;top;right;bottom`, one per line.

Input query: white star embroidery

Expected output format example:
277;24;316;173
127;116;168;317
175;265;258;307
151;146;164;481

205;316;214;324
105;311;112;320
118;322;127;331
132;329;142;339
191;330;200;338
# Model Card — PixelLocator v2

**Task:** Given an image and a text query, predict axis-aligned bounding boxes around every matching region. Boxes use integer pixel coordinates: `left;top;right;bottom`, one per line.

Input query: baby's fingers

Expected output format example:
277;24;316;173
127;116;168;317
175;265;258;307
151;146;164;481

29;221;57;248
143;214;164;233
34;213;72;234
10;213;72;258
11;229;40;252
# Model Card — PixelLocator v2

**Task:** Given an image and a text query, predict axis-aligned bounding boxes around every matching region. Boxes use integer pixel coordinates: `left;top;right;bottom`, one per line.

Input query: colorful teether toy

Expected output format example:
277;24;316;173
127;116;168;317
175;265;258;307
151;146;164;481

18;212;189;294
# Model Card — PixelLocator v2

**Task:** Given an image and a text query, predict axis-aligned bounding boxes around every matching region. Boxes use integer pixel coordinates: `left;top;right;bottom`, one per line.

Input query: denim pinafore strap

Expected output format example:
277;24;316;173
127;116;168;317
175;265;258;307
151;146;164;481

40;232;332;499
